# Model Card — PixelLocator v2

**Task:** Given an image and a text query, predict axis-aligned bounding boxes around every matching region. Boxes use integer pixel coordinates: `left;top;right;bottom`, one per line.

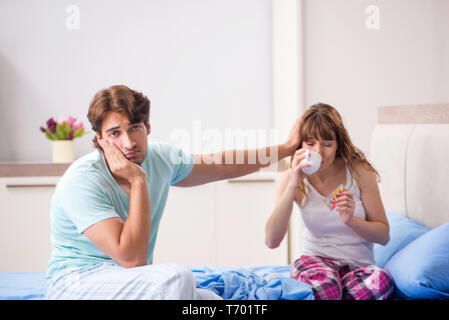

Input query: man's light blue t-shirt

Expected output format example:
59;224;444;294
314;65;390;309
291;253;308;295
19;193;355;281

46;141;193;279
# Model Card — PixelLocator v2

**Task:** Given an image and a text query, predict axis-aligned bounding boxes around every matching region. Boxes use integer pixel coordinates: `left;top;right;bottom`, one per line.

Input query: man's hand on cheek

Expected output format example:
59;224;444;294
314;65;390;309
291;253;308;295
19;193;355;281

99;139;123;161
99;138;146;183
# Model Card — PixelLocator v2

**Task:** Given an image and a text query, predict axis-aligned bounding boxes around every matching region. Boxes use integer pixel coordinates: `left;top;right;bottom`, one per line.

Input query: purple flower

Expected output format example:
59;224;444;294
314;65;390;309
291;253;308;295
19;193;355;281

40;126;46;133
46;118;56;128
68;132;73;140
46;118;57;133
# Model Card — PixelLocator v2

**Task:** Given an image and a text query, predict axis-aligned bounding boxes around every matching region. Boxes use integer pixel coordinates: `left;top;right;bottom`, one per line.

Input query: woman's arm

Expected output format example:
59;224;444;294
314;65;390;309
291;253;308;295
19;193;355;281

265;149;310;248
335;163;390;245
265;170;296;248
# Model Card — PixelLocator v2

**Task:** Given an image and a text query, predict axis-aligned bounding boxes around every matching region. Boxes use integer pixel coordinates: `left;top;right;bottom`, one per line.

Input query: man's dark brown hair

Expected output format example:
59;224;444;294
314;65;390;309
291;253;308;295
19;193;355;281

87;85;151;149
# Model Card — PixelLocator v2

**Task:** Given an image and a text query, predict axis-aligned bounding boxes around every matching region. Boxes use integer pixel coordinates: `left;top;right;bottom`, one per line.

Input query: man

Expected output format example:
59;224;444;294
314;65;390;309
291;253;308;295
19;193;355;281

45;85;302;299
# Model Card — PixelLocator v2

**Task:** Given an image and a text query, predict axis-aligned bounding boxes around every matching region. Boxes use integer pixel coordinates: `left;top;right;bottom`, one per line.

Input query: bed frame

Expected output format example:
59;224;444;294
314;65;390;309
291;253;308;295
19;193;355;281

370;103;449;229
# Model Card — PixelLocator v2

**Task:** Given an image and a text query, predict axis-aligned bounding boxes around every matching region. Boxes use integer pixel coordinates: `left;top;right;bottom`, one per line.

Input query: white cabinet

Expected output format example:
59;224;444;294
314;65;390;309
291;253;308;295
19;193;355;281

1;172;288;271
153;183;217;266
154;172;288;267
0;177;59;272
215;179;287;267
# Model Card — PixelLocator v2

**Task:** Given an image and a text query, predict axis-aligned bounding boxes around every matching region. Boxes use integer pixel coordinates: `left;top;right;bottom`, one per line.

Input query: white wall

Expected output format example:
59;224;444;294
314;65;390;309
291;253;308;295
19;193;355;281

2;0;448;266
272;0;303;142
283;0;449;262
2;1;447;161
302;0;449;153
0;0;273;161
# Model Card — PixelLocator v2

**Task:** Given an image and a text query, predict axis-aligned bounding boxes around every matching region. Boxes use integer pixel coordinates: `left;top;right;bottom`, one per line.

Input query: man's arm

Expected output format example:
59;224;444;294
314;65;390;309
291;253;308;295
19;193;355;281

174;117;302;187
84;140;151;268
174;144;293;187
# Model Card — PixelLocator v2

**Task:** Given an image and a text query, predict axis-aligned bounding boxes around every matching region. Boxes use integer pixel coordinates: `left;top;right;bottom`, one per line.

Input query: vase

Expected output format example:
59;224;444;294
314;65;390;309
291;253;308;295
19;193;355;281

52;140;75;163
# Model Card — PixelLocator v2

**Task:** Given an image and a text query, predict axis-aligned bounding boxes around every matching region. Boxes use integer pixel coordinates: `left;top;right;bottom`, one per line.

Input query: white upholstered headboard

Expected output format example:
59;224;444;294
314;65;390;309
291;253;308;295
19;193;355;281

369;104;449;229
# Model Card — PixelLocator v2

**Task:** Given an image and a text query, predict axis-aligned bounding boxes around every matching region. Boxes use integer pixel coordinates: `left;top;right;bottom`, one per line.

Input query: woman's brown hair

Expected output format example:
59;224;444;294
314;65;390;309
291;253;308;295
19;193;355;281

293;103;379;205
87;85;151;149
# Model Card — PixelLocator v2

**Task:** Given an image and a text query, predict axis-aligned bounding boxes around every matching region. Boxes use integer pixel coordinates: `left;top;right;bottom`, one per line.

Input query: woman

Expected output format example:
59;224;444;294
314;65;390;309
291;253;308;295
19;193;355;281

265;103;394;300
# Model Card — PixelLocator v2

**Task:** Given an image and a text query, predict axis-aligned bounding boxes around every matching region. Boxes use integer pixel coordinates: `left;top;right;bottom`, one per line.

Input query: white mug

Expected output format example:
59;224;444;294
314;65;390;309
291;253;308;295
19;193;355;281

300;149;322;175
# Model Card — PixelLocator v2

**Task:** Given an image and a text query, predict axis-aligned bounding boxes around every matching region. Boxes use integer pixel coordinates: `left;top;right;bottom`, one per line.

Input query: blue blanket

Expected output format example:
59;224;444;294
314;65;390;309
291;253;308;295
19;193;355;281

190;265;314;300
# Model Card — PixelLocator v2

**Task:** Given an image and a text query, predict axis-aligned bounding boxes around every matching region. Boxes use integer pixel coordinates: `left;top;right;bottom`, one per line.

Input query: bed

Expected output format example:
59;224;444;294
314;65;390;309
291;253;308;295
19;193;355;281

367;103;449;299
1;104;449;300
0;265;314;300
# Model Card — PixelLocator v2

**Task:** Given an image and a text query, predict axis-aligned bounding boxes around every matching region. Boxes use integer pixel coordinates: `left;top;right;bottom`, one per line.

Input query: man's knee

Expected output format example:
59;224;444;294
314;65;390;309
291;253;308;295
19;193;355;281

172;264;195;285
137;264;197;299
167;264;197;298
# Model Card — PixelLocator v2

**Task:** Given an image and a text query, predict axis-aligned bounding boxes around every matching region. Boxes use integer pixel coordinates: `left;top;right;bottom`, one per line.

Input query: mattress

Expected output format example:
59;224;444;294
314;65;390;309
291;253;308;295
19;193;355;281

0;272;47;300
0;265;314;300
